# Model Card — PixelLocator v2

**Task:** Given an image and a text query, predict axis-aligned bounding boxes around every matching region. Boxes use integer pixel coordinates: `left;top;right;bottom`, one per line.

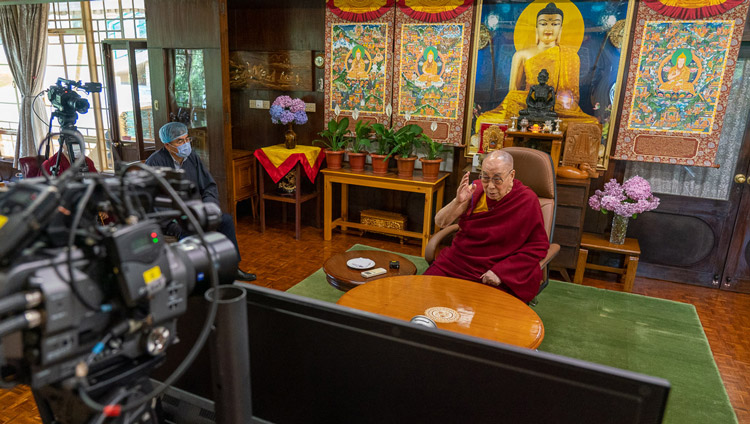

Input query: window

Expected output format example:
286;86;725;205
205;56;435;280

0;1;146;165
0;39;22;159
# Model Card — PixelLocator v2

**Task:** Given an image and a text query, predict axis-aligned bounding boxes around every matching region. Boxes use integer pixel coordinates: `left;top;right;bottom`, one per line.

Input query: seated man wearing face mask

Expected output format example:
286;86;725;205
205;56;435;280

146;122;256;281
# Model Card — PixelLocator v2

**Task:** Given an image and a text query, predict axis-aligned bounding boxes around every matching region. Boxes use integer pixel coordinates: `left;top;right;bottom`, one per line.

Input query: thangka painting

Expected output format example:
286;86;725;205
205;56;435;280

392;1;474;145
325;1;395;127
614;0;749;166
465;0;634;169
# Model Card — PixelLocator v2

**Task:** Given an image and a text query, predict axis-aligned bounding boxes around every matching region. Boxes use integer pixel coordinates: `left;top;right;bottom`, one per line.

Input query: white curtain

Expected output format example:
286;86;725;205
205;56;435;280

0;4;49;167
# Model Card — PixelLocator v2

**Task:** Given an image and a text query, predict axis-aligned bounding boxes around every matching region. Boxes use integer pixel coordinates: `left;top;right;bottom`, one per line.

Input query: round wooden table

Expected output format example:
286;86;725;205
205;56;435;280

336;275;544;349
323;250;417;291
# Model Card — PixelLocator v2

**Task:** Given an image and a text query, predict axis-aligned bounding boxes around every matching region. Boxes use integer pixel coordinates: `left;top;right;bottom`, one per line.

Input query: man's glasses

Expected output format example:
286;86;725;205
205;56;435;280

480;169;513;185
171;136;192;146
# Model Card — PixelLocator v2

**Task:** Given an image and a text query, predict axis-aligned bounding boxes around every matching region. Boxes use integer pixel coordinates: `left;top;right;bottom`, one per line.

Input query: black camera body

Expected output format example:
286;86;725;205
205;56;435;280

0;166;238;423
47;78;102;128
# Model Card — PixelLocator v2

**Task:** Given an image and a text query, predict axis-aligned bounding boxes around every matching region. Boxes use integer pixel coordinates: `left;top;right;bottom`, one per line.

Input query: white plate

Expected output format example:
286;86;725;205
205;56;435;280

347;257;375;270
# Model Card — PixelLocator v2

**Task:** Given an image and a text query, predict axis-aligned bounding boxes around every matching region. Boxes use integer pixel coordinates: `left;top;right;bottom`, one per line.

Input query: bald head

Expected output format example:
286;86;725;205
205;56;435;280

484;150;514;170
480;150;516;200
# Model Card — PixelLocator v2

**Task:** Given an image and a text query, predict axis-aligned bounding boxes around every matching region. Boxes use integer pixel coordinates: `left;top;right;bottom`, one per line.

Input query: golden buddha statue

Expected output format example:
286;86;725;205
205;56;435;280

475;2;598;132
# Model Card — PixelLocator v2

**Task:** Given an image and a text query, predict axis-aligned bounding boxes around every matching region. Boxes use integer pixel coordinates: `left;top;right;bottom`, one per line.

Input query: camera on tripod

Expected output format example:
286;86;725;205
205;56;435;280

44;78;102;177
47;78;102;127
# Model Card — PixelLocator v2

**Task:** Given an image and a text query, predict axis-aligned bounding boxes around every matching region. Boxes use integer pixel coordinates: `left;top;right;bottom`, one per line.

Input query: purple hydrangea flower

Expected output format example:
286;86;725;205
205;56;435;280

587;176;660;218
270;96;308;126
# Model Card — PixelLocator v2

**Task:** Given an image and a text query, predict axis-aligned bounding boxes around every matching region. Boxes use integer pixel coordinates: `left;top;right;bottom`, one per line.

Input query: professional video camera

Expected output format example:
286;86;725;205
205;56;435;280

45;78;102;177
0;156;239;423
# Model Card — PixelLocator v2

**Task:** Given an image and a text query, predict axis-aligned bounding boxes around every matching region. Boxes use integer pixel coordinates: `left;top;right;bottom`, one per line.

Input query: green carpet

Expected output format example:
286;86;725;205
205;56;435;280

287;244;736;424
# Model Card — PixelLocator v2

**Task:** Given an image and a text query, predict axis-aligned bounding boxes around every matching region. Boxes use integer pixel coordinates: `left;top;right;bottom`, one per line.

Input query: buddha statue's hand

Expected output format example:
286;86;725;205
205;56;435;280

456;171;476;204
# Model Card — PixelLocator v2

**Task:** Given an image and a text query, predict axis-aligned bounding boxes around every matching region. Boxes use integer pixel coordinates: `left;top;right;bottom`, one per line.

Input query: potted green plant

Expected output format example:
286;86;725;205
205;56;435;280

348;120;372;172
314;117;350;169
419;134;448;180
386;124;423;178
370;123;395;174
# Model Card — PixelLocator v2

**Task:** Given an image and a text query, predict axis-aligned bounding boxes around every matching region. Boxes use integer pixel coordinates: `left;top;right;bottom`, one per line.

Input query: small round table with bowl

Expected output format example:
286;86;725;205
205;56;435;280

323;250;417;291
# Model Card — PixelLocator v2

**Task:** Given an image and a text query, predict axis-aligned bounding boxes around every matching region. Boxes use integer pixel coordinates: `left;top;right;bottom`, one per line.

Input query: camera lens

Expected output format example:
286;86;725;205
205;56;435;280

74;98;90;114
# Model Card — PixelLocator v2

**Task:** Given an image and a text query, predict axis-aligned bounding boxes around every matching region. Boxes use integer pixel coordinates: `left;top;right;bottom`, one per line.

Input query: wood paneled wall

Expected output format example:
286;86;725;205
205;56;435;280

228;0;325;153
227;1;465;230
145;0;233;212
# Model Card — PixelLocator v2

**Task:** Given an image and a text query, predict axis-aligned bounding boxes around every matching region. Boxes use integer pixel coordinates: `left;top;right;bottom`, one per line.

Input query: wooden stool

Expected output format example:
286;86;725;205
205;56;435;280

573;232;641;292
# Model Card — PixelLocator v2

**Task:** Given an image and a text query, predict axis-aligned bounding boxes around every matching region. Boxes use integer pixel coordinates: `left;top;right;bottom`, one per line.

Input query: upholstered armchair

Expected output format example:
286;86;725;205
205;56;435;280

18;156;42;178
424;147;561;297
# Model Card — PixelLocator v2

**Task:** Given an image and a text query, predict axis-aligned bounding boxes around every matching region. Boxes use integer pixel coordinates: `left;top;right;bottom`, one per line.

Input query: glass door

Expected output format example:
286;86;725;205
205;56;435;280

165;48;209;169
101;40;153;162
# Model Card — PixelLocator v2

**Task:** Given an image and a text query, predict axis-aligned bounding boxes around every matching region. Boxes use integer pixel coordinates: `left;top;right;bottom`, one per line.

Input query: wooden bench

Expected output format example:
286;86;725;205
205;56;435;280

573;232;641;292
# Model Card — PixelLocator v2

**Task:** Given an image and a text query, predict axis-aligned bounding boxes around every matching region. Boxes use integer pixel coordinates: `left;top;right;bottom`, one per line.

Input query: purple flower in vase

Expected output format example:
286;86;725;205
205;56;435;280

588;175;660;218
270;96;308;126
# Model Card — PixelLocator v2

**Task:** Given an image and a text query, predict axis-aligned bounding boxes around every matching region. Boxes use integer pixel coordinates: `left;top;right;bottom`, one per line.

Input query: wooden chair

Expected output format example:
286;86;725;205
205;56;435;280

424;147;561;301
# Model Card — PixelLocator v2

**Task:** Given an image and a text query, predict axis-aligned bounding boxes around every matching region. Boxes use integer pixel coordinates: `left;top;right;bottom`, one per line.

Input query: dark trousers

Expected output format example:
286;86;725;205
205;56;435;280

168;212;242;262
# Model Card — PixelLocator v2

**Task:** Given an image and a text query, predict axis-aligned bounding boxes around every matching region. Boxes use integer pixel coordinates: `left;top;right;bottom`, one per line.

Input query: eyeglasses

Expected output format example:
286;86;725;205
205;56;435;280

480;169;513;185
171;136;192;146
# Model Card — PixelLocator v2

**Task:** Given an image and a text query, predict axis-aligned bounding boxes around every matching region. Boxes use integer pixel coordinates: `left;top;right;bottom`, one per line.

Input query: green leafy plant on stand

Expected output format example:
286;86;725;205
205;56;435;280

350;120;373;153
386;124;424;159
371;123;395;157
421;133;449;160
314;117;350;151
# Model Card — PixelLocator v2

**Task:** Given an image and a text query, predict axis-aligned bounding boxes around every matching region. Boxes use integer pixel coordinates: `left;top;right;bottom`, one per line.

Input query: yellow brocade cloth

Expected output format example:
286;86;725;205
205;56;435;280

254;144;325;184
475;46;599;133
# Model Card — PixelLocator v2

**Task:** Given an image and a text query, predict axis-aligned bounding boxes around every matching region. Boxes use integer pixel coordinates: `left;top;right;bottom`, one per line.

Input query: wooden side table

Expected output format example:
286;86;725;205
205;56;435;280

573;232;641;292
323;250;417;292
322;167;449;256
258;161;320;240
231;149;258;225
254;145;325;240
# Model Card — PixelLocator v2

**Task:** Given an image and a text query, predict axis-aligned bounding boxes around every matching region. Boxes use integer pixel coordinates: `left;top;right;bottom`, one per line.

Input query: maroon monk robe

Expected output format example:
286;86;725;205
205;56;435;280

424;179;549;303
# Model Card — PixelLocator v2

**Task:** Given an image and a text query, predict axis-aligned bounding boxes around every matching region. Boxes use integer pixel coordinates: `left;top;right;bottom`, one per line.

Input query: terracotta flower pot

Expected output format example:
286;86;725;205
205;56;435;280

419;157;443;180
325;150;345;169
347;151;368;172
395;156;417;178
370;153;390;174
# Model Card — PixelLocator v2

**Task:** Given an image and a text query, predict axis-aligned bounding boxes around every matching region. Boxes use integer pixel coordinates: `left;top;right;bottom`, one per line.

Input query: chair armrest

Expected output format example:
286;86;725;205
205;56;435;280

539;243;560;269
424;224;459;264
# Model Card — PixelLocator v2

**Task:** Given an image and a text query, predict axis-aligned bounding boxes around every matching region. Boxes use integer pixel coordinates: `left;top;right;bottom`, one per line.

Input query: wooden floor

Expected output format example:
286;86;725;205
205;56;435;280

2;216;749;423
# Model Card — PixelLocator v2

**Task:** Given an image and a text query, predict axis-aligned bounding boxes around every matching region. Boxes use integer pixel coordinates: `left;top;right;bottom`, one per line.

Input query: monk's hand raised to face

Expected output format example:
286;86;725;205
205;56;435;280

456;171;476;204
481;270;501;287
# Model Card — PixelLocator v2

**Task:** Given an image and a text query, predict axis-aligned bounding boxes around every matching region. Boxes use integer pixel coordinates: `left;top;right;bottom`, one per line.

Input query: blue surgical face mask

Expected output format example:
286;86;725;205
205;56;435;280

174;142;191;158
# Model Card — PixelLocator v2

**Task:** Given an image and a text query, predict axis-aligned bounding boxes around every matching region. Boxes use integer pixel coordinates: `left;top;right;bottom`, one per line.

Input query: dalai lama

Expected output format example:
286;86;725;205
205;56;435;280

424;150;549;303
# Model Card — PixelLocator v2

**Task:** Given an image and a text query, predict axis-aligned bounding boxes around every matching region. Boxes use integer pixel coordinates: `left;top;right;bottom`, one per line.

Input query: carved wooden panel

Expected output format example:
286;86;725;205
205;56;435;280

229;50;313;91
562;123;601;168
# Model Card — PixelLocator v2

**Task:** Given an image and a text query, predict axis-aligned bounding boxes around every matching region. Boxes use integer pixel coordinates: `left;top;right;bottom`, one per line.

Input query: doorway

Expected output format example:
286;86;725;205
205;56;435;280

101;40;154;162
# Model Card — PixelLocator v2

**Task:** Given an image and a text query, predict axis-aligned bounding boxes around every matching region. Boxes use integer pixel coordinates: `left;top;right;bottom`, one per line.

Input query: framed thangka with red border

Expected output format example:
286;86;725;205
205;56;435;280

325;1;395;128
464;0;635;170
613;0;750;166
391;0;474;146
